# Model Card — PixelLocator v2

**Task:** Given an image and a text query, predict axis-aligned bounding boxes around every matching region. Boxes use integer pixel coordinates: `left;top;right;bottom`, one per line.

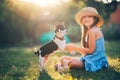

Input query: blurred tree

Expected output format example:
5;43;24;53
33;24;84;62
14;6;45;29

110;4;120;24
0;0;31;46
0;0;120;47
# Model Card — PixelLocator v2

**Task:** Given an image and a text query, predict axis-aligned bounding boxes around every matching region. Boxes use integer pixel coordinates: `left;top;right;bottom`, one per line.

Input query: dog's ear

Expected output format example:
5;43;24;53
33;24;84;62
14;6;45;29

60;22;64;26
54;22;59;33
54;22;58;29
55;21;65;27
60;22;66;29
55;21;59;25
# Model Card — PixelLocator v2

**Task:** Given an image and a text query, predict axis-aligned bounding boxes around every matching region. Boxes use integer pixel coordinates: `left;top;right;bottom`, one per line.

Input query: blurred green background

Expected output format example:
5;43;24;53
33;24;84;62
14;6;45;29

0;0;120;47
0;1;120;80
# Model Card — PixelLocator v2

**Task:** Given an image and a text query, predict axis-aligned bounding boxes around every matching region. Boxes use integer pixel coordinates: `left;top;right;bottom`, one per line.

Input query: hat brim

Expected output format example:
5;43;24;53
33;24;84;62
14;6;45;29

75;10;104;27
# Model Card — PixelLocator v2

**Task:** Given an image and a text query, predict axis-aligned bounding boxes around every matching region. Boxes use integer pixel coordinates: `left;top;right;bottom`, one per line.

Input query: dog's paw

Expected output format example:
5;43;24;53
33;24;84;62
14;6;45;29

54;64;62;71
54;63;69;75
54;64;59;71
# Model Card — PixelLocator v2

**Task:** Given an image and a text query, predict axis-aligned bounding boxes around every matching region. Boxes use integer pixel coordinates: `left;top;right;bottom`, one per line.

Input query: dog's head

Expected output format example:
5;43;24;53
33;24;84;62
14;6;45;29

55;22;67;38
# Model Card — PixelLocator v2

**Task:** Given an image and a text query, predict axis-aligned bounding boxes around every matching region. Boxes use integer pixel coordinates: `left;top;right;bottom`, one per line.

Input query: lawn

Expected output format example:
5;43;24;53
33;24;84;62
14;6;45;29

0;41;120;80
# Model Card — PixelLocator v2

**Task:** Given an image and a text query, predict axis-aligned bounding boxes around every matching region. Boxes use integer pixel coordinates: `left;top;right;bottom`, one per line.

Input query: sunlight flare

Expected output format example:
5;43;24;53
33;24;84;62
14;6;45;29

20;0;61;7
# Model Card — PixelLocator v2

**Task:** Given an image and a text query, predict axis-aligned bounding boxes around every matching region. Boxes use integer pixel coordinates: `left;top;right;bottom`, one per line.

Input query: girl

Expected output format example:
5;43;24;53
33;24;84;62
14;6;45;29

57;7;108;72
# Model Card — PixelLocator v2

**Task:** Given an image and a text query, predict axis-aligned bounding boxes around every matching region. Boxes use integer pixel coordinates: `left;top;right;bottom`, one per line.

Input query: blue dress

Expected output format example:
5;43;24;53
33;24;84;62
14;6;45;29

80;37;108;72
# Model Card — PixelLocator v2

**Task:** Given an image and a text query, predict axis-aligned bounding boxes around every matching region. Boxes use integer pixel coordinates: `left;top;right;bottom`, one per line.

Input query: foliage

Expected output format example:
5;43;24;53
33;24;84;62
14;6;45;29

0;41;120;80
102;24;120;41
0;0;32;46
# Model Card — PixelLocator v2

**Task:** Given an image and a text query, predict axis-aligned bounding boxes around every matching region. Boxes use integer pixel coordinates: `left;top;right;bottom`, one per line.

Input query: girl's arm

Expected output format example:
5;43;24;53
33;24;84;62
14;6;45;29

65;29;96;56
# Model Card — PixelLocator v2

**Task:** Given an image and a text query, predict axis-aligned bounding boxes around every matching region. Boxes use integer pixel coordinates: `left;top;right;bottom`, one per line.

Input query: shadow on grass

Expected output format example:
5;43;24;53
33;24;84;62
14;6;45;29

38;70;53;80
70;67;120;80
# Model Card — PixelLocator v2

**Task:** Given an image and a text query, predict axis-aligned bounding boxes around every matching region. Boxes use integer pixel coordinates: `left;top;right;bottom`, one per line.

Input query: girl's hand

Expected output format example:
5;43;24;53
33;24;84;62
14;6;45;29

65;43;77;54
65;43;86;56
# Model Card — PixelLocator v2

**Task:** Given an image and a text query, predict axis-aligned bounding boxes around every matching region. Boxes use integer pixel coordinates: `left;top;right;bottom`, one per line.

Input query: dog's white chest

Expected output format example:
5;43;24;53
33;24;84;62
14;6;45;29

53;38;66;50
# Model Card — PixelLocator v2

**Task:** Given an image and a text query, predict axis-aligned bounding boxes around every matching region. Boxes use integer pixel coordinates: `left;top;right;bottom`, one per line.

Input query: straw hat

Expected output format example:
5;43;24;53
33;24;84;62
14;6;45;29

75;7;104;27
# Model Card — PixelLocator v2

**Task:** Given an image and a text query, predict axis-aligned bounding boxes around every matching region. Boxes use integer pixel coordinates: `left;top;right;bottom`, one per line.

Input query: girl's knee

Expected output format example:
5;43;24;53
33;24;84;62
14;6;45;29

60;56;67;62
69;60;84;68
60;56;68;60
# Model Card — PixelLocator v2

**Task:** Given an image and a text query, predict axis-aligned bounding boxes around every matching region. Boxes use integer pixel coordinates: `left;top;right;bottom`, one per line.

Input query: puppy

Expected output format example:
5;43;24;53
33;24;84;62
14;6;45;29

34;22;67;71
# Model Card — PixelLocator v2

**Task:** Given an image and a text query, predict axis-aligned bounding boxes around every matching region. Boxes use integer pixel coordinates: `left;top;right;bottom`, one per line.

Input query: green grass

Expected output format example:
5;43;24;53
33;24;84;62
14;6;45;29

0;41;120;80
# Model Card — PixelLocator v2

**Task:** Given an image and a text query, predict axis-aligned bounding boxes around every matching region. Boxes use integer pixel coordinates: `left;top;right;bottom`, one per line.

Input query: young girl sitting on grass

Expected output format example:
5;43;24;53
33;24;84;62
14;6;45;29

55;7;108;72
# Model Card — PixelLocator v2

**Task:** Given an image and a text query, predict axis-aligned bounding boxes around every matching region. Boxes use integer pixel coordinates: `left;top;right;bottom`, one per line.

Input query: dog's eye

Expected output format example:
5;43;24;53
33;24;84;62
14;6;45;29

60;27;65;30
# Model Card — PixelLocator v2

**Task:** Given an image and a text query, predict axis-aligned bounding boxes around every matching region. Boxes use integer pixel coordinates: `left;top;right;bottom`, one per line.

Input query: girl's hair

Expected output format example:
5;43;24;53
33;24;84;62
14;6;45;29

81;16;99;48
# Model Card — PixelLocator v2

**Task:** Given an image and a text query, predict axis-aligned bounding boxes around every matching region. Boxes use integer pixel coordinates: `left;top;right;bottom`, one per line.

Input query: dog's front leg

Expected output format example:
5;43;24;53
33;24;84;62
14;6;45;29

42;55;49;68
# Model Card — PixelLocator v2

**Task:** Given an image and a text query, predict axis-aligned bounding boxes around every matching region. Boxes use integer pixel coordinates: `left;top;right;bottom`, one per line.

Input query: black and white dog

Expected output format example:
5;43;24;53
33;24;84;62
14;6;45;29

34;22;67;71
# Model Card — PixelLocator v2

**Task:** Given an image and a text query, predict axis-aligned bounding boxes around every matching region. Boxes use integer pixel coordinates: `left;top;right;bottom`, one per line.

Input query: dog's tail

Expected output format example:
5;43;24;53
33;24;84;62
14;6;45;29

34;48;41;57
34;48;37;55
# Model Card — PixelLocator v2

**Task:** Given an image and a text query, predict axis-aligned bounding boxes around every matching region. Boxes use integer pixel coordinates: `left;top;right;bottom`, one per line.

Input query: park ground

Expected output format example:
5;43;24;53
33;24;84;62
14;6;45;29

0;41;120;80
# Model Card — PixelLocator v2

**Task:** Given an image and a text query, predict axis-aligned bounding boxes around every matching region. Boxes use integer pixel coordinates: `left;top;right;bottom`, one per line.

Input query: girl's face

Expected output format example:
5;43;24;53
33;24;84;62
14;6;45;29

81;15;95;29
